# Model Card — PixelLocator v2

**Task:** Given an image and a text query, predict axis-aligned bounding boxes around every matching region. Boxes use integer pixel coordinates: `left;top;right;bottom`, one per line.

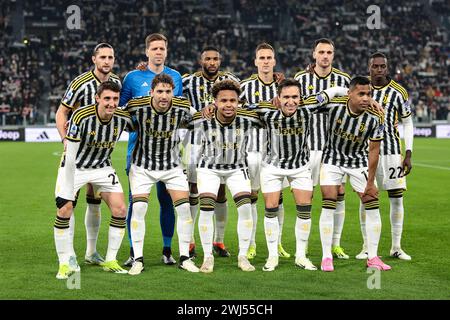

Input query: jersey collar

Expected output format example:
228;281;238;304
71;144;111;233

214;109;236;126
371;77;392;91
258;75;276;86
346;100;365;118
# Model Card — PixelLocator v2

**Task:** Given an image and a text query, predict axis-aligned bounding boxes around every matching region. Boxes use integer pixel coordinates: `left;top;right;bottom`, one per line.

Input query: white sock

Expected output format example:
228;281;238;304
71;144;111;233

319;201;335;259
68;213;76;257
236;200;252;257
389;196;404;250
250;202;258;246
277;203;285;244
359;201;367;248
175;201;193;258
264;208;279;258
85;202;101;256
333;197;345;247
54;216;71;264
198;210;214;258
189;193;199;243
365;200;382;259
295;205;312;258
130;201;148;259
214;200;227;243
105;216;126;262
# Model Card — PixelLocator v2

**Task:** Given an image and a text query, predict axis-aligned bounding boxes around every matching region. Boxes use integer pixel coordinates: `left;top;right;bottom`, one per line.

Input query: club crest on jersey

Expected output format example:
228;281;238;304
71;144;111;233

113;127;118;136
359;123;366;132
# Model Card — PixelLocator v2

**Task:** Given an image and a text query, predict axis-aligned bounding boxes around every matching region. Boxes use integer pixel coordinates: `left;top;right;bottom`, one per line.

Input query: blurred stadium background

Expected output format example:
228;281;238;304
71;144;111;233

0;0;449;129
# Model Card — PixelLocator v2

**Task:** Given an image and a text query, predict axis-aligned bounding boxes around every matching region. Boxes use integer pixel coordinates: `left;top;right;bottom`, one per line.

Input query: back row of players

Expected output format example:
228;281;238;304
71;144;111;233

53;34;413;279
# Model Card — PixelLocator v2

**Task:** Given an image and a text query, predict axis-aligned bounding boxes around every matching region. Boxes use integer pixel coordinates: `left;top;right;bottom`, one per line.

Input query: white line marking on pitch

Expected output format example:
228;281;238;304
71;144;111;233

415;163;450;171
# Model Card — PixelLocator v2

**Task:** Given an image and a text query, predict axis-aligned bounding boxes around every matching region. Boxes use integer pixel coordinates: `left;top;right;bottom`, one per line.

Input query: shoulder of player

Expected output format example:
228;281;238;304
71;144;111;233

72;104;96;124
219;71;240;81
164;66;182;80
69;71;95;91
114;108;131;120
388;80;409;100
237;109;260;120
294;69;308;80
366;108;384;124
332;68;351;80
109;73;121;83
172;97;191;110
327;96;349;105
127;96;151;107
191;111;206;123
240;74;258;86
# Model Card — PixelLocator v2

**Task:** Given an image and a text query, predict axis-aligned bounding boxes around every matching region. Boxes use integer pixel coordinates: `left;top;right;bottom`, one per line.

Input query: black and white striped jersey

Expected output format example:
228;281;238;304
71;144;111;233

240;74;278;153
124;96;194;171
64;105;133;169
251;94;331;169
182;71;240;111
371;79;411;155
322;97;384;168
189;109;263;170
60;70;122;110
294;68;351;151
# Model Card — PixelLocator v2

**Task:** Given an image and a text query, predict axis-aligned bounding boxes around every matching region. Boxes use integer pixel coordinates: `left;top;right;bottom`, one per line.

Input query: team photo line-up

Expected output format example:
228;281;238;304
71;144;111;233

53;32;413;279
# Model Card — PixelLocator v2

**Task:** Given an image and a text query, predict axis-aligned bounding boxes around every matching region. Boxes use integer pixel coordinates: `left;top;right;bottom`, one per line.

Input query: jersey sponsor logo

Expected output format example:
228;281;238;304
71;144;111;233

308;85;314;91
89;130;96;136
86;140;116;149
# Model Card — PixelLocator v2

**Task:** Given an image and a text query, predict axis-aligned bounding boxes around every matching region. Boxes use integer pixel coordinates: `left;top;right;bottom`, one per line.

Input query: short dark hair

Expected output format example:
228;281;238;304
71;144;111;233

255;42;275;56
92;43;114;56
201;46;220;55
349;76;371;89
211;80;241;98
97;81;121;96
145;33;168;49
151;73;174;90
313;38;335;50
277;78;301;95
369;52;388;63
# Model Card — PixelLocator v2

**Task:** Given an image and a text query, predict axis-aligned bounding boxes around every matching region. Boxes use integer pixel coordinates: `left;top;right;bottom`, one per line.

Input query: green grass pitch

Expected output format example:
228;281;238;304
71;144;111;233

1;138;449;300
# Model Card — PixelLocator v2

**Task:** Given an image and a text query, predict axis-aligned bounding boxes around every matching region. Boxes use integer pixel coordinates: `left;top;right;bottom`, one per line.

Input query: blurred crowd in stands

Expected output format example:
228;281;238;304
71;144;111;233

1;0;449;125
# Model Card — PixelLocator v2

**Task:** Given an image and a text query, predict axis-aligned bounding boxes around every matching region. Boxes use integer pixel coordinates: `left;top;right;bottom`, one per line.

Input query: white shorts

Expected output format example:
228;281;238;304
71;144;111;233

129;164;188;195
247;151;262;191
55;166;123;200
309;150;323;186
320;163;369;193
376;154;407;190
197;167;251;197
183;142;202;184
260;163;313;193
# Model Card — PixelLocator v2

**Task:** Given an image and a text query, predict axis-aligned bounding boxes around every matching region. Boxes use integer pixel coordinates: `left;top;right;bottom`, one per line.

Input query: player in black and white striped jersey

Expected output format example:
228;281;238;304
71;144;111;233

56;43;122;270
356;53;413;261
319;76;391;272
248;79;348;272
189;80;263;273
123;74;199;275
240;43;290;260
54;81;132;279
294;38;351;260
182;46;240;258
